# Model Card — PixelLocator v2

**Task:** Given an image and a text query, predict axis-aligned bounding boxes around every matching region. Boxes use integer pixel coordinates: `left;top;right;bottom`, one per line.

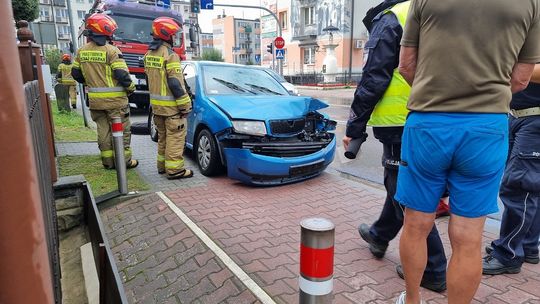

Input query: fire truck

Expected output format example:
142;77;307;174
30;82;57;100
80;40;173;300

80;0;187;110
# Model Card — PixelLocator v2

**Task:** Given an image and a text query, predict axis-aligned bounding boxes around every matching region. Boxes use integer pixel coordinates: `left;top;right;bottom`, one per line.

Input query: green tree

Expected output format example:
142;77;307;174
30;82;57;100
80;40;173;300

201;48;224;62
45;48;62;75
12;0;39;22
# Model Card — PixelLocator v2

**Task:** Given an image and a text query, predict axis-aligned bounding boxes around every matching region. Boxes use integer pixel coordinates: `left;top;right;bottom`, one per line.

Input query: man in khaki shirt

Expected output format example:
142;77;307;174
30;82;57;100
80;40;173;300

393;0;540;303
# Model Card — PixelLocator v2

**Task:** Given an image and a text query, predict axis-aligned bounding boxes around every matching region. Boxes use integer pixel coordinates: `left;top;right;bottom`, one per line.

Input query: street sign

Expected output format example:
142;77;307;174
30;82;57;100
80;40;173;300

255;54;261;63
156;0;171;8
275;49;285;60
201;0;214;9
274;36;285;49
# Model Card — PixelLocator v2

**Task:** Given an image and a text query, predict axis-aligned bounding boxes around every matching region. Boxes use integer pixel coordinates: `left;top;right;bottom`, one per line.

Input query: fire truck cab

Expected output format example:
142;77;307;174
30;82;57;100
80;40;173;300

81;0;186;110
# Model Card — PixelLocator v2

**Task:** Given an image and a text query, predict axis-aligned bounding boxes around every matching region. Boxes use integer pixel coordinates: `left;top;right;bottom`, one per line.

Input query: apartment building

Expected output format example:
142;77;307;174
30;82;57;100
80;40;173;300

261;0;378;77
33;0;71;51
171;1;200;59
212;15;261;65
200;33;214;53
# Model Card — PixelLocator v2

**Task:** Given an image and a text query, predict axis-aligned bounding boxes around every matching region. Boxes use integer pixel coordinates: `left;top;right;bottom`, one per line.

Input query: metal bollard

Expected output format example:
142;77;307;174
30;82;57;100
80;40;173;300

111;116;128;194
299;218;335;304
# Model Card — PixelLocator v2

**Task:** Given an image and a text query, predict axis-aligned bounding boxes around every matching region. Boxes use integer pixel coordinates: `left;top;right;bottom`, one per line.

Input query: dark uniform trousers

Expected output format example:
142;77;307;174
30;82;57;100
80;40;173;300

491;115;540;266
369;142;447;281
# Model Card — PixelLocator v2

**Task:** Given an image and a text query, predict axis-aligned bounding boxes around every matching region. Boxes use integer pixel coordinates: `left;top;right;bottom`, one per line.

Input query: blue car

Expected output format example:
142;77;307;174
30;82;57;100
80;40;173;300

149;61;336;185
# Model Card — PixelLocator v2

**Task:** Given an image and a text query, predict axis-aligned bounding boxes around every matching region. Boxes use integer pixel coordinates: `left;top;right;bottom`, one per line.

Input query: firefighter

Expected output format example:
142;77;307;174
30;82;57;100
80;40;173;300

57;53;77;109
71;13;138;169
144;17;193;179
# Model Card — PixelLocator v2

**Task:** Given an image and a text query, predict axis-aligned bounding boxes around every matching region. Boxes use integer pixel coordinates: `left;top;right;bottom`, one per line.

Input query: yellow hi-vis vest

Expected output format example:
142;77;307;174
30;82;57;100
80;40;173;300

367;1;411;127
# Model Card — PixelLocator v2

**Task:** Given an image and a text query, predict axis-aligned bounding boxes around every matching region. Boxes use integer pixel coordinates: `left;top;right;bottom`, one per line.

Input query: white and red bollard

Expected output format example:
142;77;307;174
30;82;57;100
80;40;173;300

299;217;335;303
111;116;128;194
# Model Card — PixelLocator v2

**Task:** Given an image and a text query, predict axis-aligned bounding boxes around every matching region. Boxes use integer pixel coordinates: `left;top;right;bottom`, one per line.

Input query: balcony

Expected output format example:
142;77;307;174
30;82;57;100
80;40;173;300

58;33;71;40
53;0;66;6
55;17;69;23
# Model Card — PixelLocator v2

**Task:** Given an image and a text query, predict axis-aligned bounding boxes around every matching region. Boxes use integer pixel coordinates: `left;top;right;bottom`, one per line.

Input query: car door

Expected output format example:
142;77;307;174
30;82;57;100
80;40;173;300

182;63;198;146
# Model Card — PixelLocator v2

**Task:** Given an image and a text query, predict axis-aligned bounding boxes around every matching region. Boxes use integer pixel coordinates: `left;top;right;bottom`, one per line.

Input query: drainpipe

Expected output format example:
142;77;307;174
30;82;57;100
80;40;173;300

348;0;355;83
0;1;54;303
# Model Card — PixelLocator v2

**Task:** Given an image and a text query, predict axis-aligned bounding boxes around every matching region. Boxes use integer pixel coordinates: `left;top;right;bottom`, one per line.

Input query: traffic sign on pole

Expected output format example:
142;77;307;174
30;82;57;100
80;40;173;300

201;0;213;9
275;49;285;60
274;36;285;49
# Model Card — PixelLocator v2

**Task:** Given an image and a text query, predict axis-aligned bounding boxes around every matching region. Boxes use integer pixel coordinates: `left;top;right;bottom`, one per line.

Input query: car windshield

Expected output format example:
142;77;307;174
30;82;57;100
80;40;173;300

112;15;182;46
203;65;289;96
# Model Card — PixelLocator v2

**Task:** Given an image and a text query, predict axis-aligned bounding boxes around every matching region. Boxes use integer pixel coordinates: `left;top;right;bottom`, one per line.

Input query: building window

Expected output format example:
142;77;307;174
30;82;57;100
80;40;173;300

279;11;288;30
55;8;68;21
77;10;86;19
40;7;50;20
302;7;315;26
303;47;316;64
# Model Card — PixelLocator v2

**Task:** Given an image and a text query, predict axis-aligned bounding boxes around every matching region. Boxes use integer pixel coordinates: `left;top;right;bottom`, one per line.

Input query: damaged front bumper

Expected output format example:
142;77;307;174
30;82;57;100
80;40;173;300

220;132;336;185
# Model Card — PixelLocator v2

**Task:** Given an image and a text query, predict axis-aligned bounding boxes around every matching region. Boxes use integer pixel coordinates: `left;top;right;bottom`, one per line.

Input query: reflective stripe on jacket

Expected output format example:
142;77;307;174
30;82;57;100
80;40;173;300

368;1;411;127
144;43;191;117
74;42;129;110
58;63;76;85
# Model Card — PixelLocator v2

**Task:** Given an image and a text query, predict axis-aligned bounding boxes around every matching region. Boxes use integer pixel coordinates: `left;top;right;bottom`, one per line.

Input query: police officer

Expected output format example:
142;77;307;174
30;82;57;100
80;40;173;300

144;17;193;179
483;65;540;274
342;0;447;291
72;13;138;169
57;53;77;109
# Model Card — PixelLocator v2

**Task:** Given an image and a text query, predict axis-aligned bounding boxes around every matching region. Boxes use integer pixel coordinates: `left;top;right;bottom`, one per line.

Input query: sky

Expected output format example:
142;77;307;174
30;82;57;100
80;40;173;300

197;0;265;33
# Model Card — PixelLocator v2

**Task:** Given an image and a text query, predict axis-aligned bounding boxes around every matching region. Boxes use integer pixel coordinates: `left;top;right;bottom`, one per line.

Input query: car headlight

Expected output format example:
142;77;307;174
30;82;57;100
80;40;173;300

232;120;267;136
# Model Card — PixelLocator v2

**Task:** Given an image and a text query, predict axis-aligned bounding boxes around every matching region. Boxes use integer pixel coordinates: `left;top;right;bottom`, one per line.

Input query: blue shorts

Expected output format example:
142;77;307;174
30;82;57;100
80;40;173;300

395;112;509;218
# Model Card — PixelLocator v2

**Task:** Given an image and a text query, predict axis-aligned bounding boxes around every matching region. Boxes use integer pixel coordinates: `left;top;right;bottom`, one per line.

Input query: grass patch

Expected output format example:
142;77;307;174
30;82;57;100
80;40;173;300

58;155;150;196
51;100;96;142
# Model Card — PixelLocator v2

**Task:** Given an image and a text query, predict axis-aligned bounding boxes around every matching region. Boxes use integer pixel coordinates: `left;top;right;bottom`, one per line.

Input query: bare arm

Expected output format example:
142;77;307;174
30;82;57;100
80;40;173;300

510;62;535;93
529;64;540;84
398;46;418;86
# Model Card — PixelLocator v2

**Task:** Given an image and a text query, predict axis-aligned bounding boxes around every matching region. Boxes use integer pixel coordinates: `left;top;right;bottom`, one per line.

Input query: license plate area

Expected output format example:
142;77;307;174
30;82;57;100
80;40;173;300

289;160;325;177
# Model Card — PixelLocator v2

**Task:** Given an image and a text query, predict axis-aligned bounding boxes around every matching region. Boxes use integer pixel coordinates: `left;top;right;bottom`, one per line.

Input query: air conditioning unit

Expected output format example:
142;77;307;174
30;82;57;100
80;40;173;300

355;40;365;49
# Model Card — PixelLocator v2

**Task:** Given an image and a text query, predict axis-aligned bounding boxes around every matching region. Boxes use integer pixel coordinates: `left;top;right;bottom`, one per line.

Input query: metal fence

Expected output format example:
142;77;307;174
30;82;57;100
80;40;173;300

24;80;62;303
284;72;363;86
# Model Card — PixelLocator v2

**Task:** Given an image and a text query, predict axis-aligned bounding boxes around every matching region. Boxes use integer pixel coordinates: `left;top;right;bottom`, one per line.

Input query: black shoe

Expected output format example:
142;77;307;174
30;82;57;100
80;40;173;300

482;255;521;275
396;265;447;293
167;169;194;180
358;223;387;259
485;245;539;264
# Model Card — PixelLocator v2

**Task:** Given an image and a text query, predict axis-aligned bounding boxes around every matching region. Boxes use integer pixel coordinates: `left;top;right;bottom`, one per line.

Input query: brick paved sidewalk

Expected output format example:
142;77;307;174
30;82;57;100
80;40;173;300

101;172;540;304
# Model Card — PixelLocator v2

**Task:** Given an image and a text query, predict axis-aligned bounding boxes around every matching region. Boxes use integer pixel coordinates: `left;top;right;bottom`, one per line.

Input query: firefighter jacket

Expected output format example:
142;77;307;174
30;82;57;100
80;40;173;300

144;42;192;117
57;62;76;85
72;41;135;110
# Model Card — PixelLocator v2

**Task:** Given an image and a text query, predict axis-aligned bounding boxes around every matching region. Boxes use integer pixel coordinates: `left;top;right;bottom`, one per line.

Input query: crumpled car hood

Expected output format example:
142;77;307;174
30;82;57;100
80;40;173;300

207;95;328;120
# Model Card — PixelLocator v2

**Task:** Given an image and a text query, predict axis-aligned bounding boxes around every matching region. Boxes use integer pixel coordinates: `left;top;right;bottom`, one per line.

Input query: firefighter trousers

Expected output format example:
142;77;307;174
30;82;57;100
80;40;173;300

154;114;186;175
90;106;132;168
68;85;77;105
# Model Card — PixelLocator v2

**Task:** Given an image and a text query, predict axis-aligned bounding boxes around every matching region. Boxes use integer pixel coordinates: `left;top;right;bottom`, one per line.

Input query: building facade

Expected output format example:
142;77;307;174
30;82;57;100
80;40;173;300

32;0;74;51
261;0;378;79
171;1;200;59
212;16;261;65
200;33;214;53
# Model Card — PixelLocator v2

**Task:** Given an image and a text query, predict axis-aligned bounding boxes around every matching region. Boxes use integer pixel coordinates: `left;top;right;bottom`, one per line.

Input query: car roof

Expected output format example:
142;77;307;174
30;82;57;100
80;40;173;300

183;61;266;69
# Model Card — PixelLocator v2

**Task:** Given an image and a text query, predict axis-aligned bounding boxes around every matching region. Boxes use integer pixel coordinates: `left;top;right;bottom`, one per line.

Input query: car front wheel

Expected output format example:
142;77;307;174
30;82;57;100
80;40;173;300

196;129;221;176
